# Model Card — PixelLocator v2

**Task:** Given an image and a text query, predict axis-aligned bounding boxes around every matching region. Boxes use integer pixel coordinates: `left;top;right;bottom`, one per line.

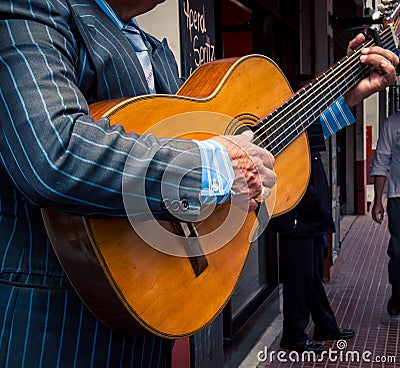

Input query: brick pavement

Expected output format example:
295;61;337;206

258;212;400;368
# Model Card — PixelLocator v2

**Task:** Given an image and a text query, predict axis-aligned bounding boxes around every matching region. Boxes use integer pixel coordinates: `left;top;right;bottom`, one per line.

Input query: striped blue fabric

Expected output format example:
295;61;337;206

94;0;156;93
0;281;173;367
319;97;355;139
94;0;124;27
94;0;235;204
0;0;197;366
95;0;235;206
195;139;235;204
123;24;156;93
0;0;199;217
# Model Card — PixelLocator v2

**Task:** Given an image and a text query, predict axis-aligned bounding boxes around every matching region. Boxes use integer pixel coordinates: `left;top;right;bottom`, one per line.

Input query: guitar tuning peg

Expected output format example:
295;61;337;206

377;3;386;13
372;9;384;20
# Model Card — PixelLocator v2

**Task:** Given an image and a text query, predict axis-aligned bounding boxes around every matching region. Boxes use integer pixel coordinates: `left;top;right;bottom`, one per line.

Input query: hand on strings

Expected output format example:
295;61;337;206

212;131;276;212
345;33;399;107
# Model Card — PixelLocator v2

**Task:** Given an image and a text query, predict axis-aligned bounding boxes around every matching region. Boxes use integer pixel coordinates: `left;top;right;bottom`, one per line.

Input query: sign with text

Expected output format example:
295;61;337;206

179;0;216;78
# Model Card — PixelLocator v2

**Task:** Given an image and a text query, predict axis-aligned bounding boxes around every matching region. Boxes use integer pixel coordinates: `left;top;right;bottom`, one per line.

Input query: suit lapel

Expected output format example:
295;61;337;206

67;0;183;98
145;36;183;95
68;0;149;100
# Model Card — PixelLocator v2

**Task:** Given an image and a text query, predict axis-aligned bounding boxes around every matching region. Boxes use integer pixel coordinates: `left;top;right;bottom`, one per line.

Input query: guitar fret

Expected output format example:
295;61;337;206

255;23;397;157
295;90;311;133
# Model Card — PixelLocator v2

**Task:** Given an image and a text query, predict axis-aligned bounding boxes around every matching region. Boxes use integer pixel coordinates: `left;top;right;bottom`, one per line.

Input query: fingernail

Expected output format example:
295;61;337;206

360;55;367;62
362;47;369;54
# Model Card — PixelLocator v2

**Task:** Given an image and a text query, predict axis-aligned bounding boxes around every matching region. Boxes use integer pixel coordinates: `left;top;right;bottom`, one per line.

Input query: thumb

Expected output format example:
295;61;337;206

241;129;254;142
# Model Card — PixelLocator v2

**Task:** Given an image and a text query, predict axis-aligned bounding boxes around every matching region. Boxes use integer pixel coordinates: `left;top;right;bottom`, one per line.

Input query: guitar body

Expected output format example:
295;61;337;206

41;55;310;338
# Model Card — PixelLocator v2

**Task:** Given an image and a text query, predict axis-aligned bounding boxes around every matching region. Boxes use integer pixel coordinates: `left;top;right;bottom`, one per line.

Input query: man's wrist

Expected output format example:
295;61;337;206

194;139;235;205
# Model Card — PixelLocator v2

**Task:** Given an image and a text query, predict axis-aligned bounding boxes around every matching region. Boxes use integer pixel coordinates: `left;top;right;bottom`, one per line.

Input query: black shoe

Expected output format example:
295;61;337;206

280;339;324;354
387;295;400;316
314;327;355;341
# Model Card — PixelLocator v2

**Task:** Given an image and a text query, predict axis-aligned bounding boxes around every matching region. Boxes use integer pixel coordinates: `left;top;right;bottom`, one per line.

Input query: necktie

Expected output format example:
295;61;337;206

122;24;156;93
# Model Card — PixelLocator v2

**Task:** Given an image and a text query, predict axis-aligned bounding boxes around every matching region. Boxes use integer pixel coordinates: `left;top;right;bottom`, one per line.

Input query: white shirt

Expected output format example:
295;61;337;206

370;111;400;198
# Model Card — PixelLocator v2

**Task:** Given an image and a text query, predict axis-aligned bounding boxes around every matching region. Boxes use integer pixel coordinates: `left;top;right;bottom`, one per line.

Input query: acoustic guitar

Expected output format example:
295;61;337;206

41;5;400;338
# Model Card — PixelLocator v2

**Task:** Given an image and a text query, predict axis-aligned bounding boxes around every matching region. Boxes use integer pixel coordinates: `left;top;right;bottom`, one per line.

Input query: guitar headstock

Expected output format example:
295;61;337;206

378;0;400;19
377;0;400;48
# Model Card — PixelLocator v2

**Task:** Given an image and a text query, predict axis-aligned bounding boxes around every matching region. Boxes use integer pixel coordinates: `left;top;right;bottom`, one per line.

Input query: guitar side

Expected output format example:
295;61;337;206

42;55;310;338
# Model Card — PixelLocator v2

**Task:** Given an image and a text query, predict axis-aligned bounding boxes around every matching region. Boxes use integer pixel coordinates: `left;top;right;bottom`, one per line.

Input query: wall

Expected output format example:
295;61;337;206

137;0;181;69
364;94;380;149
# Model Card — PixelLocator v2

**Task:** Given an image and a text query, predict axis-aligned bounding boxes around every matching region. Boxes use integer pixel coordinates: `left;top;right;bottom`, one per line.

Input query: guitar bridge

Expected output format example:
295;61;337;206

173;222;209;277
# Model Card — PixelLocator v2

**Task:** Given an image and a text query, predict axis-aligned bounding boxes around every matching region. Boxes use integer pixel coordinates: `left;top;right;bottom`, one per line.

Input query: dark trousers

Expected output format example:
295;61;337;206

280;234;338;343
387;198;400;298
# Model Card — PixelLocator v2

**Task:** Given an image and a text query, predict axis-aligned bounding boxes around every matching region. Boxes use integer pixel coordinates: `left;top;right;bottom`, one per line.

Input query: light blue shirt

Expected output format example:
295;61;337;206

370;112;400;198
320;97;355;138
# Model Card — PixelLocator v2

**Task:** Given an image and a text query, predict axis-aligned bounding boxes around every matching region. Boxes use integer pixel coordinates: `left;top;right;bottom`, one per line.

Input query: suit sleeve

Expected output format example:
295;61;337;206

0;1;202;221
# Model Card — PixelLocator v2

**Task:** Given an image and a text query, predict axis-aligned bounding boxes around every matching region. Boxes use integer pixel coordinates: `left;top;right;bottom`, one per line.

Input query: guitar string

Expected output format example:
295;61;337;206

251;44;371;153
254;30;392;154
253;49;369;154
251;26;395;155
255;28;395;154
257;26;396;152
263;37;389;154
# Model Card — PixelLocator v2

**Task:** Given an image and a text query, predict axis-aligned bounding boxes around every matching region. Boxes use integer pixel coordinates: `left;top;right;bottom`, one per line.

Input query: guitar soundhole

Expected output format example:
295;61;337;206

226;113;268;149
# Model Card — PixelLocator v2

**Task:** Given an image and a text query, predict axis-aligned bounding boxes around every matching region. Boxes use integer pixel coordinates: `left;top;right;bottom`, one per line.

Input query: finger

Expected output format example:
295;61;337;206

260;148;275;167
360;52;386;68
372;213;380;224
241;130;254;141
392;53;399;67
372;63;397;87
373;210;383;224
363;46;398;60
254;153;274;173
360;46;399;68
254;186;271;202
383;50;400;67
262;169;276;189
234;131;275;164
380;61;397;83
248;198;259;212
249;157;276;191
361;55;395;79
255;161;276;187
347;33;365;53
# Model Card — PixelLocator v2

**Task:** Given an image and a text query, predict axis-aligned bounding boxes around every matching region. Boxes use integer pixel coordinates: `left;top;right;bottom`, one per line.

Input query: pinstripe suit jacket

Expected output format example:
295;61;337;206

0;0;201;366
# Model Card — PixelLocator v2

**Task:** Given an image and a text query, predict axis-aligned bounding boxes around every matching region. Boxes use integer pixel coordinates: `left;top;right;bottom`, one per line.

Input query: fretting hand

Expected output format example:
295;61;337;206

345;33;399;108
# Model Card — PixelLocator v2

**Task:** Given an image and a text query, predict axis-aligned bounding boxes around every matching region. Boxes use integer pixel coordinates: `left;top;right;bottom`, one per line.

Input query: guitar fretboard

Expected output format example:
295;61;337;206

253;25;398;156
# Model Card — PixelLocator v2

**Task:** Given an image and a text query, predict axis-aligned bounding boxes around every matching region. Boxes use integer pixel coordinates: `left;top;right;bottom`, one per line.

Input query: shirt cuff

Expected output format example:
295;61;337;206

320;97;355;139
193;139;235;205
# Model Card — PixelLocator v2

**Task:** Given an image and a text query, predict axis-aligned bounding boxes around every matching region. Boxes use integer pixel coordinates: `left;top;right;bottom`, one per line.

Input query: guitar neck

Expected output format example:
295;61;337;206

254;24;398;156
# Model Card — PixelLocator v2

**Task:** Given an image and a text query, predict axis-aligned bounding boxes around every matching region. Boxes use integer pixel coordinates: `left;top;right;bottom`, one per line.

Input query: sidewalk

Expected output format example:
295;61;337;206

253;210;400;367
